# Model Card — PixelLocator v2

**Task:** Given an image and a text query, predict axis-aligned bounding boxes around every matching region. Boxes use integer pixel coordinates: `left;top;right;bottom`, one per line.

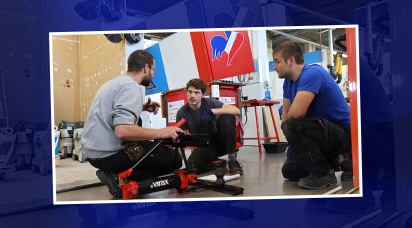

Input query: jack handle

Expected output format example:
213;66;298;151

117;118;186;180
174;118;186;128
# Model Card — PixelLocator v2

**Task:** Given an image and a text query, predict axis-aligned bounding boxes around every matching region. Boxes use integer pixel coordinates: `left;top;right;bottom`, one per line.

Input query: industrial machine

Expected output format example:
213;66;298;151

118;118;243;199
72;122;85;163
13;122;34;170
58;121;74;159
31;130;51;176
0;127;16;180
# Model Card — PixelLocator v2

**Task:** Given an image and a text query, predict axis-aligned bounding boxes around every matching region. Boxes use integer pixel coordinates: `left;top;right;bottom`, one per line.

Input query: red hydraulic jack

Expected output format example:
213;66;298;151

117;118;243;199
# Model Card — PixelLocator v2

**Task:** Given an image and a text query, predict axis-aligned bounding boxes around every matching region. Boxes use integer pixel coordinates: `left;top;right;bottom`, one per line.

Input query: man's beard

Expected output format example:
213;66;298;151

277;71;290;79
141;75;152;87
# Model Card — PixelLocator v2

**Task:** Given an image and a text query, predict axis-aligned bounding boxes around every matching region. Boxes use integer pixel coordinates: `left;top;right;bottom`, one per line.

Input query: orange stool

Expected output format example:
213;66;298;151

241;99;281;153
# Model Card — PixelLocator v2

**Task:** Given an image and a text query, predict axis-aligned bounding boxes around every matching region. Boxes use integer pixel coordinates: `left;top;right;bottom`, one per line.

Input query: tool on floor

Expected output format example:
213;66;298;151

117;118;244;199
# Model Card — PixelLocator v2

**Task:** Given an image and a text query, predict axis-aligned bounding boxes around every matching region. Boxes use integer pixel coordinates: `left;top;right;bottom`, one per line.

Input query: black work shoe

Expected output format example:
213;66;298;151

96;170;122;199
298;171;337;189
212;159;227;168
228;160;243;175
341;171;353;181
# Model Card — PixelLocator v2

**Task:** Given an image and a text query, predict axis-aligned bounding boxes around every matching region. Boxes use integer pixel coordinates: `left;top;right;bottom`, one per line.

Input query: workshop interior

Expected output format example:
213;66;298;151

43;26;369;202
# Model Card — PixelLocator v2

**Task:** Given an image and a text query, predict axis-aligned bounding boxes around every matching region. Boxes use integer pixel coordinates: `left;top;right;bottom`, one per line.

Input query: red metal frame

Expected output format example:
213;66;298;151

241;99;281;153
346;27;360;188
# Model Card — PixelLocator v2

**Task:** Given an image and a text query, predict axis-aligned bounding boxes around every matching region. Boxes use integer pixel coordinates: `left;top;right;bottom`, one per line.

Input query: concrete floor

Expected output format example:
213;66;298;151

54;145;360;203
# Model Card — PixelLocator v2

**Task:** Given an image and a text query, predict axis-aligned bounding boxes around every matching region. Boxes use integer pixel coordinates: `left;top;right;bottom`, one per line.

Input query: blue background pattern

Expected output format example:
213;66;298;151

1;0;411;227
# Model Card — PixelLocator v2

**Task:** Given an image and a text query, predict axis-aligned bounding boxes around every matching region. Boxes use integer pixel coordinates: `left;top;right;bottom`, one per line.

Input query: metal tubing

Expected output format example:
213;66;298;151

346;186;360;194
323;185;343;195
328;29;334;67
269;30;325;48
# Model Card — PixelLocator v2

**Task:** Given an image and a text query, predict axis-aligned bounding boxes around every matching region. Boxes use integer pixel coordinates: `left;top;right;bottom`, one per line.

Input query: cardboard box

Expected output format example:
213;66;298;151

55;155;60;167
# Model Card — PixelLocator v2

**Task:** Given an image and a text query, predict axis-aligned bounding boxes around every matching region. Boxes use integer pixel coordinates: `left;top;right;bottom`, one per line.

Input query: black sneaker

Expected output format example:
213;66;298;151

341;171;353;181
298;171;337;189
212;159;227;168
228;160;243;175
96;170;122;199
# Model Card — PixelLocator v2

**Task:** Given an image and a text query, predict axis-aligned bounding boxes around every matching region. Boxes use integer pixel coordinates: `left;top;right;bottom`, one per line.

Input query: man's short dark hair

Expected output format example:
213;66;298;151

127;49;154;73
186;78;206;94
272;40;304;64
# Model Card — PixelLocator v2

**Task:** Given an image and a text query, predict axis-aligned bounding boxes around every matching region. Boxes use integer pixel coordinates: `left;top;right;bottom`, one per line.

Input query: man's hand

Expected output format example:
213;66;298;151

202;109;214;124
159;126;183;140
143;98;160;115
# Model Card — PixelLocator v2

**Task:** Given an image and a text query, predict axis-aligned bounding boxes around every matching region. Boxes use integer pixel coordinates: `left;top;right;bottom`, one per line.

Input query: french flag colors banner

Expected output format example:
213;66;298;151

144;43;170;95
145;32;199;95
192;30;255;81
145;30;254;95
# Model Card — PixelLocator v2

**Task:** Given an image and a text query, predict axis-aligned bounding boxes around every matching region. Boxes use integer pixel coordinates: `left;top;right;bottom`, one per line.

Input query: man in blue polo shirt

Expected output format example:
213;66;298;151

272;40;351;189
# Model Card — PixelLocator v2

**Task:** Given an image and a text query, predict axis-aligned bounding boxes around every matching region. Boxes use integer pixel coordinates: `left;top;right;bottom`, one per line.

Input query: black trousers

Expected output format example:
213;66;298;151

88;140;182;181
281;117;351;179
187;114;236;174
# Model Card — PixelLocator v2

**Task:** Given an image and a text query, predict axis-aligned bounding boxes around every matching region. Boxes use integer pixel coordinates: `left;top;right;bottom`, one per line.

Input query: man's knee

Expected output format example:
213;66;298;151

281;118;299;129
187;155;212;174
281;118;300;139
217;114;235;126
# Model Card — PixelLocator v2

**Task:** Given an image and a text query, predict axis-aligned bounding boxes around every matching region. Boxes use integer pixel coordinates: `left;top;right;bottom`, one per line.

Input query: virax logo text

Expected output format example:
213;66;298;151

150;179;170;188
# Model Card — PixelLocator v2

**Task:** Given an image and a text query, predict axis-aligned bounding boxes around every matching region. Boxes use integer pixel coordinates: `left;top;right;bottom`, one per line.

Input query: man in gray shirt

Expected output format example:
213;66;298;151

81;50;183;198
